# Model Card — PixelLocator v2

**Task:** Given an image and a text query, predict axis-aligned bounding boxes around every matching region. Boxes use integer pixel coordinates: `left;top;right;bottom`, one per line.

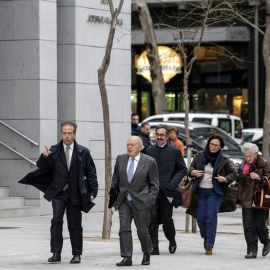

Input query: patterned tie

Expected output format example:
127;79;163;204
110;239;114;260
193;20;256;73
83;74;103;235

65;146;70;170
127;158;135;201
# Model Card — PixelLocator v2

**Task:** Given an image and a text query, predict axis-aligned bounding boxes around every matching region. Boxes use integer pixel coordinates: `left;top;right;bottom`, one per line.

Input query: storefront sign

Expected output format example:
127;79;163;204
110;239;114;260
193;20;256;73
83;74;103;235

87;15;123;26
230;29;247;40
136;46;182;83
173;31;195;42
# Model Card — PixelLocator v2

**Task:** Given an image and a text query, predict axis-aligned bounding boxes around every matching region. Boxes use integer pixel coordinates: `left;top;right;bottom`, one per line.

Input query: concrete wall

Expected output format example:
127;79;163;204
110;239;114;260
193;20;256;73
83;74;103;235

0;0;57;213
0;0;131;214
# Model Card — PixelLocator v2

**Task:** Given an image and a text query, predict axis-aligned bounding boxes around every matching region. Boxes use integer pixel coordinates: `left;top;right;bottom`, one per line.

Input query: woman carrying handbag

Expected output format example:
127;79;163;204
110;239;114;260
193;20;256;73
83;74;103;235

236;143;270;259
186;134;237;255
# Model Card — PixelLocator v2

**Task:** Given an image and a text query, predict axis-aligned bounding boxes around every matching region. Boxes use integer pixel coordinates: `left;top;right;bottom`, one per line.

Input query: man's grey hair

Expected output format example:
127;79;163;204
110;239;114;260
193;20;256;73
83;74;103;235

240;143;259;154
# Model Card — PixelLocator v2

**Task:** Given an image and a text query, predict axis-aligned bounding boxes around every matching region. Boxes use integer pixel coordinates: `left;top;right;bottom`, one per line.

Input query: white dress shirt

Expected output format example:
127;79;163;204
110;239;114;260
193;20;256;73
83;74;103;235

127;153;140;175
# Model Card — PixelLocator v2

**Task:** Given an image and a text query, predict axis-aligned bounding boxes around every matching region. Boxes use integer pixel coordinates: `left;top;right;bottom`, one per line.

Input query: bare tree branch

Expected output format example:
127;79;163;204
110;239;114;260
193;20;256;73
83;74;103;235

98;0;124;239
135;0;167;114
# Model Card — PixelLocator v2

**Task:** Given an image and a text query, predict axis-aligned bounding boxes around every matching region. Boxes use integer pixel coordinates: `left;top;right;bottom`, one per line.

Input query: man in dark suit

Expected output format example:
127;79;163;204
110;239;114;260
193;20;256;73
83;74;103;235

146;124;187;255
109;136;159;266
135;122;152;153
36;121;98;264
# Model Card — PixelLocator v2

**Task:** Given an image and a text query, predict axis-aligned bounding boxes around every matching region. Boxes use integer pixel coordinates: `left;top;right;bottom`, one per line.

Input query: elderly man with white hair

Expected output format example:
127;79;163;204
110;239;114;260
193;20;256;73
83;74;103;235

237;142;270;259
109;136;159;266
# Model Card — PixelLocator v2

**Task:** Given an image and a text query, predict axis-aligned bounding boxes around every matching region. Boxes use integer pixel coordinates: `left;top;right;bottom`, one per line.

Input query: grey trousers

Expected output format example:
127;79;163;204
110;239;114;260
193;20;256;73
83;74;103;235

118;199;152;258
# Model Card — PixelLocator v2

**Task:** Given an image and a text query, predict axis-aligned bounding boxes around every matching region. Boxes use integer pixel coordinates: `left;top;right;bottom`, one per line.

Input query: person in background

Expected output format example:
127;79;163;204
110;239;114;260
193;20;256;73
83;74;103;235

131;113;140;135
146;124;187;255
135;122;152;153
110;136;159;266
169;126;185;157
187;134;237;255
237;142;270;259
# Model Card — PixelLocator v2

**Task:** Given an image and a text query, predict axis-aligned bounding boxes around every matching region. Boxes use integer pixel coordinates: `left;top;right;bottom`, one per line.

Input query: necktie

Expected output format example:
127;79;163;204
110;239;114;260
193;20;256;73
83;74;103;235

65;146;70;170
127;158;134;201
127;158;135;183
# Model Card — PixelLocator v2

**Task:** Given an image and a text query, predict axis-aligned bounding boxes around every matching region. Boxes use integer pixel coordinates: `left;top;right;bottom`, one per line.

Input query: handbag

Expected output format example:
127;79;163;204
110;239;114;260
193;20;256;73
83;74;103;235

179;174;194;208
222;183;238;200
108;187;119;209
251;176;270;210
219;183;237;213
219;196;236;213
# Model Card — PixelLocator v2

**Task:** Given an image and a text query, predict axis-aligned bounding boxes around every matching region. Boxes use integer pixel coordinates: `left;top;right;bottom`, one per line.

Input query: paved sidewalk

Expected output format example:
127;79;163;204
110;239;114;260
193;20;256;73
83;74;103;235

0;208;269;270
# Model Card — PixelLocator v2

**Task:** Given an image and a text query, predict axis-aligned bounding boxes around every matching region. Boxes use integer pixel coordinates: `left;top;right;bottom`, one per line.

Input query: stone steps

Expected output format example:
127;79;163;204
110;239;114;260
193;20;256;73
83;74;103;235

0;186;40;219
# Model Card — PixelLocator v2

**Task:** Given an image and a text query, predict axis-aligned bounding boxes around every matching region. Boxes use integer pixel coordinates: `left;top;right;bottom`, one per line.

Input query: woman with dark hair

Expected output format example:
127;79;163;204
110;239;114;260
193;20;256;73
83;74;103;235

237;143;270;259
187;134;237;255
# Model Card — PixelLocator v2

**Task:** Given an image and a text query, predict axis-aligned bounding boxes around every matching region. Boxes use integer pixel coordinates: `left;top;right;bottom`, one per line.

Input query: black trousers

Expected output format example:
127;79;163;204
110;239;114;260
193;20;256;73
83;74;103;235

118;199;152;258
149;191;175;249
50;189;82;255
242;208;270;254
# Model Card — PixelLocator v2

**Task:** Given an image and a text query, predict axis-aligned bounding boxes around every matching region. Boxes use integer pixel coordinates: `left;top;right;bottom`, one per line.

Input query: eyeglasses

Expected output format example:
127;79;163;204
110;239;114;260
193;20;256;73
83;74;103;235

210;143;220;148
155;133;166;138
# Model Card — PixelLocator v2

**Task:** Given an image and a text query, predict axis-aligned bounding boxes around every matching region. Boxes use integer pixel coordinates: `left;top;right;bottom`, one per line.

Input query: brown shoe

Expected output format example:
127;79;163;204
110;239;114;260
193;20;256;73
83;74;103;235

205;247;212;255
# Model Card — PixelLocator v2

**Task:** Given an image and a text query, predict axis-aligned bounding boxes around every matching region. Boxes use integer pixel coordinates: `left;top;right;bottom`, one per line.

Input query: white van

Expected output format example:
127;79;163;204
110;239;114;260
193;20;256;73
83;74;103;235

143;113;243;144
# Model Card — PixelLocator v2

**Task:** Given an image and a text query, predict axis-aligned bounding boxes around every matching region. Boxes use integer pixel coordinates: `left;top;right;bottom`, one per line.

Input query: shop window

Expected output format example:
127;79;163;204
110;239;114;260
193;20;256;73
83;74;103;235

131;90;137;114
166;92;175;111
141;91;151;120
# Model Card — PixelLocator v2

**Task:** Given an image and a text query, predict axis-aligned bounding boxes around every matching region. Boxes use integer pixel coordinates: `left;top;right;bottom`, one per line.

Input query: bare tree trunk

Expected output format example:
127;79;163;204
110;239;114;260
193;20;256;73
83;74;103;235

179;1;213;233
135;0;167;114
98;0;124;239
262;0;270;160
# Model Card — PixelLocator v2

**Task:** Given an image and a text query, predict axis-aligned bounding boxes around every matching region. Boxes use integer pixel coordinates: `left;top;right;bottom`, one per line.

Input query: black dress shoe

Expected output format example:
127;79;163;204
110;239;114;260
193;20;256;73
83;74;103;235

245;251;257;259
150;247;159;255
48;252;61;263
141;253;150;265
116;257;132;266
169;240;177;254
70;255;81;264
263;239;270;257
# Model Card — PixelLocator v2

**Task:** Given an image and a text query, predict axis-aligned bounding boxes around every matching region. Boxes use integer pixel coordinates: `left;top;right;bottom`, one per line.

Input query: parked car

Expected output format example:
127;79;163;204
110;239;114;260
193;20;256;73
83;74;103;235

242;128;270;152
147;121;243;170
143;112;243;144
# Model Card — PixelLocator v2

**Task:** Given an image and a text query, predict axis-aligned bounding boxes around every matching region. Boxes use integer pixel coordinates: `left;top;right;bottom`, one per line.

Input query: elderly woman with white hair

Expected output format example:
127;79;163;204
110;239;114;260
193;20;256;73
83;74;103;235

237;143;270;259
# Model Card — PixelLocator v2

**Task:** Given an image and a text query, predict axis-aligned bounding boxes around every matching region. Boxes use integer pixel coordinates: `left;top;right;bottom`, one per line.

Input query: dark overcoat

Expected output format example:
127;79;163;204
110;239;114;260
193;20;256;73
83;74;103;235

146;143;187;208
19;140;98;213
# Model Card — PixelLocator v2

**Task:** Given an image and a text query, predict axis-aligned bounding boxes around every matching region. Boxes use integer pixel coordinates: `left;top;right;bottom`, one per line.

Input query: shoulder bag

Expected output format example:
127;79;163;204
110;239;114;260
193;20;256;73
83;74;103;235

179;174;194;209
251;176;270;210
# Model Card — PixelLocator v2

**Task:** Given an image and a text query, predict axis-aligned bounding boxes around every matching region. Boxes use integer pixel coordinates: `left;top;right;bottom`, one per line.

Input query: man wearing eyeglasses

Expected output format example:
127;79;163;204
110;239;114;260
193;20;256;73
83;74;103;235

146;124;187;255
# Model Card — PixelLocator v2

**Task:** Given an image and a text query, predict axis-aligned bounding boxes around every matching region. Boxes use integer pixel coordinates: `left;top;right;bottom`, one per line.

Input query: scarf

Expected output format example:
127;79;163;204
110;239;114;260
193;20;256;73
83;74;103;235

203;146;220;167
239;158;256;175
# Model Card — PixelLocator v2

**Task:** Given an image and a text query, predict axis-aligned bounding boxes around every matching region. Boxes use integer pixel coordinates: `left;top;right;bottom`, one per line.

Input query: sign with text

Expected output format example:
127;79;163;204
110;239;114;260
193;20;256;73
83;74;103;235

136;46;182;83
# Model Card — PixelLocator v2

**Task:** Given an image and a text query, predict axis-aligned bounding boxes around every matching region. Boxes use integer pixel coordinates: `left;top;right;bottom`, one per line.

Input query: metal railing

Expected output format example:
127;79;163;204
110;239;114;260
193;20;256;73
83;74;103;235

0;120;38;166
0;141;36;166
0;121;39;146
